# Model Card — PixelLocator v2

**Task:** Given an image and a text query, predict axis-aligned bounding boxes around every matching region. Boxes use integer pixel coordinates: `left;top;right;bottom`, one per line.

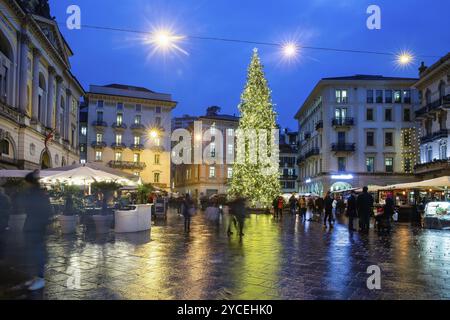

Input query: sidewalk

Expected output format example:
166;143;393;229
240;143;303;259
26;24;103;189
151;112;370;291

0;263;31;300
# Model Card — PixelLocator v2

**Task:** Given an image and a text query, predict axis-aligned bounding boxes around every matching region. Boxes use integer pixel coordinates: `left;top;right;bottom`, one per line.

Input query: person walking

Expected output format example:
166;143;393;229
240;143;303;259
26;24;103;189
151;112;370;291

383;194;395;233
277;196;284;219
346;191;357;232
357;186;374;233
315;196;324;222
22;170;53;291
272;197;279;219
229;197;247;237
324;192;334;228
182;194;194;233
289;194;297;215
298;196;307;221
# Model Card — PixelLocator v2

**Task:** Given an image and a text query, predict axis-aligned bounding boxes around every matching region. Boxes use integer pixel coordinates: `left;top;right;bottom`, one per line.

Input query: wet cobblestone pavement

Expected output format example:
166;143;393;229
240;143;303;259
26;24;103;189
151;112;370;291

1;210;450;300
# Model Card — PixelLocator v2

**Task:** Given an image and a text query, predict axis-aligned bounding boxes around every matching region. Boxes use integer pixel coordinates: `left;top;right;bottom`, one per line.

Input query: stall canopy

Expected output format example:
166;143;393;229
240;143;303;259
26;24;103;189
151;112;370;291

378;177;450;191
0;170;61;178
355;185;387;193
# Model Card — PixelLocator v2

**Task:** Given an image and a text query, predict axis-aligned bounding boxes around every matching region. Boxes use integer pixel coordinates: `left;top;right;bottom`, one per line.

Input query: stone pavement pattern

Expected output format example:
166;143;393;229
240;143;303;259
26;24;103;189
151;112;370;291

1;210;450;300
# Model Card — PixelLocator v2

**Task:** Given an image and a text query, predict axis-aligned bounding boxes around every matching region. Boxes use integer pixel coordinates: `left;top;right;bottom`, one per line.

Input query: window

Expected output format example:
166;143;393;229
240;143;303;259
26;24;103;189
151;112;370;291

403;109;411;122
227;129;234;137
367;90;374;103
227;167;233;179
134;115;141;125
227;144;234;155
210;126;217;135
116;113;123;125
440;142;447;160
335;108;347;120
338;157;346;172
134;153;140;163
81;126;87;136
385;90;393;103
97;100;104;108
0;139;9;155
209;166;216;178
154;154;160;164
97;111;103;122
71;129;75;147
155;107;161;114
385;108;393;121
376;90;383;103
336;90;348;104
427;146;433;162
385;158;394;173
210;142;216;158
403;90;411;104
366;157;375;173
71;100;77;115
366;132;375;147
338;131;346;144
366;108;374;121
155;117;161;126
385;132;393;147
117;102;124;111
394;90;402;103
439;81;446;99
96;133;103;143
115;152;122;161
116;134;122;144
95;151;102;161
135;104;142;112
154;172;160;183
134;136;141;145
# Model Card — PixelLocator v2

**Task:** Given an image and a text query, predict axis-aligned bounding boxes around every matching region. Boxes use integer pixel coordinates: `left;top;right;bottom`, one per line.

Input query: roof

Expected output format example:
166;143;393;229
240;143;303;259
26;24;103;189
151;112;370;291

322;74;418;81
104;84;155;93
414;52;450;87
200;114;240;122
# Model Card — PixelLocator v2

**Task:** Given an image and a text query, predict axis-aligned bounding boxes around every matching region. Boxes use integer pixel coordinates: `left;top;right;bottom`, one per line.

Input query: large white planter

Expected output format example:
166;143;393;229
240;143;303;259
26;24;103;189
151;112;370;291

8;214;27;232
115;204;152;233
93;215;113;234
58;215;78;234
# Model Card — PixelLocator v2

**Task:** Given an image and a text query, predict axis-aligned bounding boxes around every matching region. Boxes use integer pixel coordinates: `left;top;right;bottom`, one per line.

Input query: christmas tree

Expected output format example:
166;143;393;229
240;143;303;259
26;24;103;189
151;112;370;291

228;49;280;208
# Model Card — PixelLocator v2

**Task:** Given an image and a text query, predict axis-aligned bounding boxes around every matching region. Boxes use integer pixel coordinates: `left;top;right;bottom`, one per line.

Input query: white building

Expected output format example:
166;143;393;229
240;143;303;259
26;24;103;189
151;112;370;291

0;0;83;169
295;75;420;195
279;129;299;194
84;84;177;190
414;53;450;179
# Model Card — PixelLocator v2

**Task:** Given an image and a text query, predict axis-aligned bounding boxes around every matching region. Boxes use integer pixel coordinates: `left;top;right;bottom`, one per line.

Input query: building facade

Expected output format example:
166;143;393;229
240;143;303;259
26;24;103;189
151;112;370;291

173;106;239;198
279;129;299;194
295;75;420;195
414;53;450;179
0;0;83;170
84;84;177;189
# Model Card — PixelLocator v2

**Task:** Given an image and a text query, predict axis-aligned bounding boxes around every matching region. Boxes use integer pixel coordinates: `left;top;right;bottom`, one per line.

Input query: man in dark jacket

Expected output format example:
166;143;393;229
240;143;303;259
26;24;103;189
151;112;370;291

383;195;395;233
357;186;374;233
324;192;334;228
346;191;357;232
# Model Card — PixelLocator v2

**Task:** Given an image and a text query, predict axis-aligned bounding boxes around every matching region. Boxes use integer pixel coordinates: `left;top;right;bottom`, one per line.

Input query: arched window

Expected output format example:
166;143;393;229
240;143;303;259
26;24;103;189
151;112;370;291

0;139;9;155
38;73;47;122
0;31;13;104
439;81;446;99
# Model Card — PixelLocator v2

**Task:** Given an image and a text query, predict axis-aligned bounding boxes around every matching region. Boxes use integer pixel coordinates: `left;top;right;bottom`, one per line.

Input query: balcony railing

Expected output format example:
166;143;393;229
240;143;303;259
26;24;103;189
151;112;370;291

416;95;450;118
305;148;320;159
112;122;127;130
420;129;449;144
108;161;147;170
414;159;450;175
92;121;107;127
130;123;146;131
332;117;354;127
315;121;323;131
91;141;107;148
331;143;356;152
130;143;145;151
0;99;21;123
280;175;299;181
111;143;127;149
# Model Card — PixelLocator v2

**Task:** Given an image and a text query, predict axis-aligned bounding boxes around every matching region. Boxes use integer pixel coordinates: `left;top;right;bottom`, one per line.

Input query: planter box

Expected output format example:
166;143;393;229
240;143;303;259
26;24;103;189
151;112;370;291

58;215;78;234
93;215;113;234
8;214;27;232
115;204;152;233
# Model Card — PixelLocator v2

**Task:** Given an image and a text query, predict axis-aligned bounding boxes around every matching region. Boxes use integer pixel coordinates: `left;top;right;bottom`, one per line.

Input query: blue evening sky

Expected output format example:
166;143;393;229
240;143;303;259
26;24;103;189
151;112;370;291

49;0;450;129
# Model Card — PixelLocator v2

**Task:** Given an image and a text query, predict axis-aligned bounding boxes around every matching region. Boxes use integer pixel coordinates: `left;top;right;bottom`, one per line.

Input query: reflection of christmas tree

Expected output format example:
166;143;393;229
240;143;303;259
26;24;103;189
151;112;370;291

228;49;280;209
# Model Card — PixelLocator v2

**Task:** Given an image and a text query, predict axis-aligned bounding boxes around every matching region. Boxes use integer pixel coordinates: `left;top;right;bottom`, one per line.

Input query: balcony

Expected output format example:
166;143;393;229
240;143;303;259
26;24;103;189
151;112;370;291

130;143;145;151
130;123;146;132
111;143;127;150
108;161;147;170
280;175;299;181
91;141;107;149
315;121;323;131
331;143;356;152
415;159;450;175
332;117;354;127
305;148;320;159
0;99;21;123
112;122;127;131
420;129;449;144
92;121;107;128
416;95;450;118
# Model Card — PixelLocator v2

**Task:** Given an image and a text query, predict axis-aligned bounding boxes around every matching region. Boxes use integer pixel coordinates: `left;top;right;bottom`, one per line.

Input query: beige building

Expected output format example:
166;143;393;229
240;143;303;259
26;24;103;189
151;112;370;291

173;107;239;198
0;0;83;170
85;84;176;190
414;53;450;179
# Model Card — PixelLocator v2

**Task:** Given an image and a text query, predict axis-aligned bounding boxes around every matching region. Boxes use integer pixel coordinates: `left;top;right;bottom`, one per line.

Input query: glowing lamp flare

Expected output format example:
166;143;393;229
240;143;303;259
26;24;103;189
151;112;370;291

146;28;188;55
150;130;159;139
282;42;299;58
396;51;414;66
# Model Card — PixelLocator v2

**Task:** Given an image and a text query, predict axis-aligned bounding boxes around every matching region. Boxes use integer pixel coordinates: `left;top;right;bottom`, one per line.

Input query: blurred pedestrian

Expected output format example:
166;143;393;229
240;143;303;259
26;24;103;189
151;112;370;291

383;194;395;233
228;197;247;237
357;186;374;233
23;170;53;291
298;196;307;221
346;190;357;232
182;194;194;232
324;192;334;229
289;194;297;215
277;196;284;219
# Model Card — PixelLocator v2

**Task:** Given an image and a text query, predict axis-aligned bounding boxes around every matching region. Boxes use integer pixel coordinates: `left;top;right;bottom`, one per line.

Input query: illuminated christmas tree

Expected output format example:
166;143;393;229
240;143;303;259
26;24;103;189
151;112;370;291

228;49;280;208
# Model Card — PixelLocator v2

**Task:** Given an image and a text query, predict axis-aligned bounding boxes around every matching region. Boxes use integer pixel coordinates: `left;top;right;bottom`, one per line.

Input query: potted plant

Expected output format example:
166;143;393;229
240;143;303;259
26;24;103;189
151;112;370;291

3;178;27;232
137;183;154;204
58;184;82;234
91;181;121;234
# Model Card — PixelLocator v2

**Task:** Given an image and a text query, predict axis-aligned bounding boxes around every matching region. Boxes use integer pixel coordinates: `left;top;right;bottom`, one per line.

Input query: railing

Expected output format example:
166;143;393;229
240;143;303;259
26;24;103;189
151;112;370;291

280;175;298;181
315;121;323;131
91;141;107;148
305;148;320;159
414;159;450;174
332;117;354;127
420;129;449;143
0;99;21;123
92;121;107;127
108;161;146;170
111;143;127;149
112;122;127;130
416;95;450;117
130;143;145;151
130;123;146;131
331;143;356;152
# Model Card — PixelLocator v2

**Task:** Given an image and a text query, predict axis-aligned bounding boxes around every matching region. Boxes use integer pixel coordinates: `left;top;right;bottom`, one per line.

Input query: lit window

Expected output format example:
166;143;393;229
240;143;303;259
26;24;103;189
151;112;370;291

394;90;402;103
116;134;122;144
366;157;375;173
115;152;122;161
336;89;348;104
209;166;216;178
116;113;123;125
134;115;141;125
81;126;87;136
385;158;394;173
95;151;102;161
133;153;140;163
210;142;216;158
134;136;141;145
227;129;234;137
96;133;103;143
227;167;233;178
228;144;234;155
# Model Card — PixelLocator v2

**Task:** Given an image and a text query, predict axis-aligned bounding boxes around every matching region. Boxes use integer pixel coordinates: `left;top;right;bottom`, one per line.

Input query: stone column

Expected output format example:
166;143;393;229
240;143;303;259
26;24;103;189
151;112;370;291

54;75;63;135
65;88;72;140
46;66;56;128
31;48;41;122
18;33;30;114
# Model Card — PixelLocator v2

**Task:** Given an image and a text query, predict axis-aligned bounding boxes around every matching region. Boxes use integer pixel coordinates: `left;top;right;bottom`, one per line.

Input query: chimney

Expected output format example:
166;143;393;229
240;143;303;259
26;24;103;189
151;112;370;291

419;62;428;75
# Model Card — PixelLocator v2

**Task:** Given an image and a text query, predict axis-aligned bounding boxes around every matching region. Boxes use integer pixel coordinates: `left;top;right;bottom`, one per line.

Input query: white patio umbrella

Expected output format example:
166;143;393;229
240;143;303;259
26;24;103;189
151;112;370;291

378;176;450;191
